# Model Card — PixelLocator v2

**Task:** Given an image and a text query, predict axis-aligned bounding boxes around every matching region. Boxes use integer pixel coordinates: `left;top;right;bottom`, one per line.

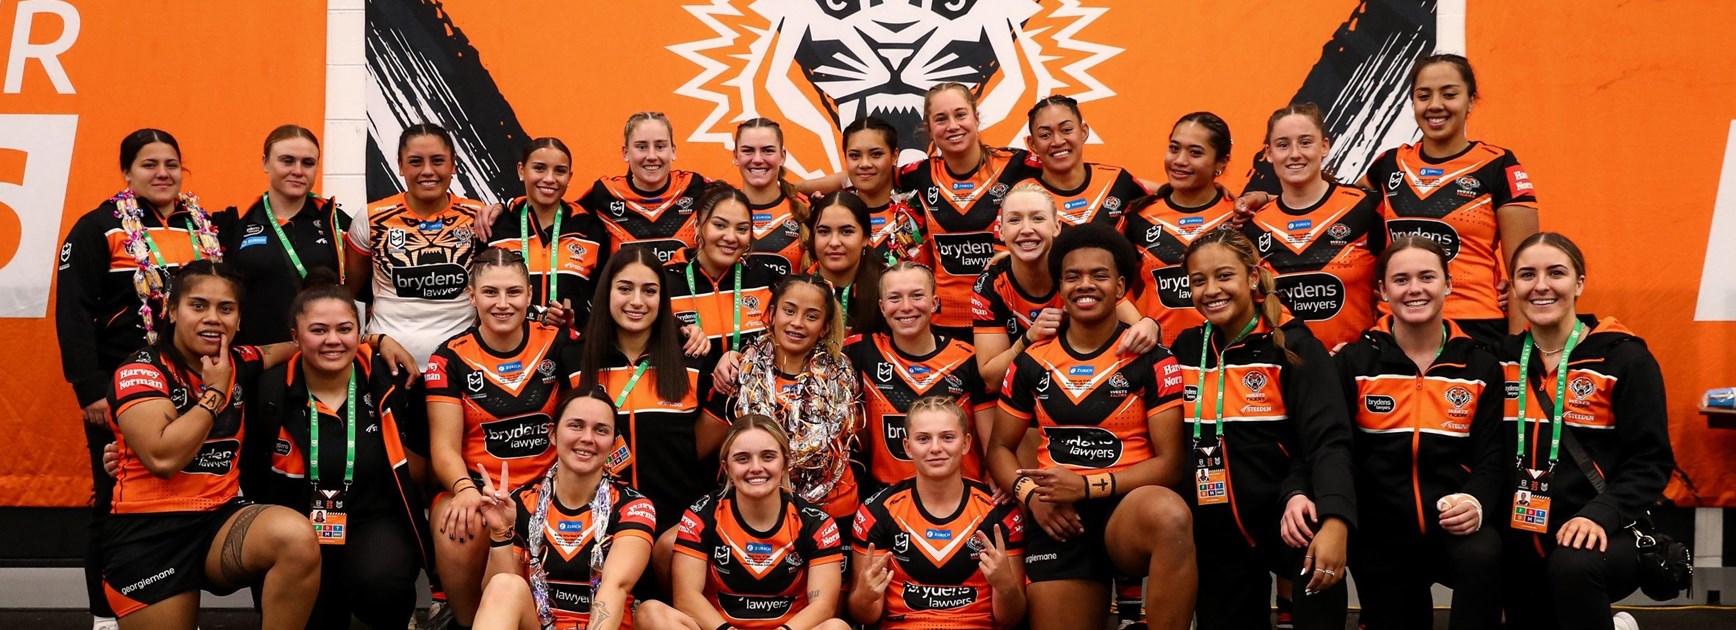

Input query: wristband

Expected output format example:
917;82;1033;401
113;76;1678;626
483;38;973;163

714;624;731;630
1012;476;1037;505
489;535;513;548
1084;472;1116;499
197;389;226;415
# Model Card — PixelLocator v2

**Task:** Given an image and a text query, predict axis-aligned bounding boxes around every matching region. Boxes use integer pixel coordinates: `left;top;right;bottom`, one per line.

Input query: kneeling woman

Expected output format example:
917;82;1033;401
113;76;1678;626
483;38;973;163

658;416;851;630
472;387;658;630
987;224;1196;630
104;261;319;629
258;272;433;628
850;396;1026;628
1498;233;1673;630
1334;237;1504;629
1173;229;1356;630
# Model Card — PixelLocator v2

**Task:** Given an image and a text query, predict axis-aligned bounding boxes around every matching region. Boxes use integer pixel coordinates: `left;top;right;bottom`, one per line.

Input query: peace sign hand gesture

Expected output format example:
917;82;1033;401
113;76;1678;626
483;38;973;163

974;527;1017;592
860;542;894;595
476;461;516;543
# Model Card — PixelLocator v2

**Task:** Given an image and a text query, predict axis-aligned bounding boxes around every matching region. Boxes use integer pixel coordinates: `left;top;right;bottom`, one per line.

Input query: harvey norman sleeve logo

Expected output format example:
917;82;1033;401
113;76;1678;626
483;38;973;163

670;0;1122;175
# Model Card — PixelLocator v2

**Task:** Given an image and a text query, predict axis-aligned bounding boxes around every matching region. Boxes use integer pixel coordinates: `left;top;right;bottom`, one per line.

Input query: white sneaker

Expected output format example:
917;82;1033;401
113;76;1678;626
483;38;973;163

1613;611;1640;630
92;617;119;630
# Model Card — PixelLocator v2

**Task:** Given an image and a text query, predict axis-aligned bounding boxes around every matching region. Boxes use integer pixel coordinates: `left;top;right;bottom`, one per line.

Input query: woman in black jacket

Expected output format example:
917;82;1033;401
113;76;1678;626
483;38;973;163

1498;233;1673;630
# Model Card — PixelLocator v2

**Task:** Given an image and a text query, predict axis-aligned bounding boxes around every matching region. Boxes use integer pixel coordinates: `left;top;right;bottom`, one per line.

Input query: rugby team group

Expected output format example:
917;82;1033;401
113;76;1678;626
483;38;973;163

54;54;1671;630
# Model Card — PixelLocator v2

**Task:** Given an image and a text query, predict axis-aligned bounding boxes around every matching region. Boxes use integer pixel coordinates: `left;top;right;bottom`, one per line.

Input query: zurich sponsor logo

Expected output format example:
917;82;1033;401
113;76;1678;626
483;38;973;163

752;213;772;222
1068;365;1095;377
1063;198;1089;210
497;361;523;374
240;235;269;249
1285;219;1312;231
418;220;444;232
1179;216;1204;226
557;521;586;532
745;542;774;555
951;181;976;191
908;365;931;375
1420;167;1445;178
924;528;953;541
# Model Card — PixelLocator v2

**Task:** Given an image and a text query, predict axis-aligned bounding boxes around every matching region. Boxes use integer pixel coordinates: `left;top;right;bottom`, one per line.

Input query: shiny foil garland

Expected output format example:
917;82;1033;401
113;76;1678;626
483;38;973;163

734;335;861;505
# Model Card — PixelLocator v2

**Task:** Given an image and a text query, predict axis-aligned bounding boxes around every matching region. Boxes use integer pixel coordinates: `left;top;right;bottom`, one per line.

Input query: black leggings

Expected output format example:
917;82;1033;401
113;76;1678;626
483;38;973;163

307;513;424;629
1194;514;1347;630
1500;527;1641;630
84;420;116;618
1352;526;1502;630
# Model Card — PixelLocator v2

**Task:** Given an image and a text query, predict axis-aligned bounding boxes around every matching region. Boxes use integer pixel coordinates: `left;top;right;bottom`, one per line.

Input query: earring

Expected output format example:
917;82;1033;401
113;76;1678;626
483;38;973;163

1380;296;1388;302
1443;288;1451;295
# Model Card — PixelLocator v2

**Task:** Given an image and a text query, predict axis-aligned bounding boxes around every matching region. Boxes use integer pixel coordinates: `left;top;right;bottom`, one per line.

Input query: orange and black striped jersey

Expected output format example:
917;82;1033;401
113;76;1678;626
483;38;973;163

424;322;573;490
1126;189;1239;346
970;257;1057;342
674;489;844;629
851;479;1024;629
1013;162;1148;230
576;171;711;265
57;199;214;406
108;344;266;514
1171;317;1358;539
348;192;483;363
998;323;1184;474
507;479;656;628
746;194;807;278
1242;184;1385;349
867;199;931;266
562;341;716;534
702;366;863;519
1367;142;1537;322
485;198;608;317
1334;317;1505;535
898;148;1042;329
664;252;777;352
1498;316;1672;535
845;333;991;488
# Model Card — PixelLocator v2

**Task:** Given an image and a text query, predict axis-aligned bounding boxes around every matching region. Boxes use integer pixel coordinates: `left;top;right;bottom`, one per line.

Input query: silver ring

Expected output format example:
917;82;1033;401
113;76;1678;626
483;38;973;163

1315;568;1336;576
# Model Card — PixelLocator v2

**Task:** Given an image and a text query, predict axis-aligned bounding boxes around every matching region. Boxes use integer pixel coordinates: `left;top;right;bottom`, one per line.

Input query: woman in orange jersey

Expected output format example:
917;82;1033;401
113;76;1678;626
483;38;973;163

471;388;658;630
672;183;780;388
255;271;432;629
663;416;852;630
1364;55;1538;344
103;261;319;628
974;182;1159;391
806;191;882;336
840;117;926;265
1237;104;1385;351
707;275;865;524
1172;229;1355;630
423;248;578;628
574;112;715;264
56;129;223;626
850;396;1026;628
216;125;352;347
1498;234;1673;630
483;137;610;328
345;123;485;365
1333;237;1504;629
1016;95;1150;230
1125;112;1242;347
733;118;810;277
988;224;1196;630
846;262;992;494
567;247;720;591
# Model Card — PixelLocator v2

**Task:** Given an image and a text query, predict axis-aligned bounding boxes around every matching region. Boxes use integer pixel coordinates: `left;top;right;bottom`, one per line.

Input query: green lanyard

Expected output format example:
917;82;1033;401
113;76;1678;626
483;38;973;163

686;261;744;352
262;194;307;278
309;370;358;486
839;284;852;315
520;202;563;303
614;359;651;408
1192;318;1259;441
1514;320;1586;467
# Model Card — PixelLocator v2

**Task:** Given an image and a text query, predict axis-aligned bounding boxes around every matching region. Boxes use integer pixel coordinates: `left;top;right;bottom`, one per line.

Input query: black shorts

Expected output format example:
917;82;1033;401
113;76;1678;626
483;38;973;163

102;500;248;617
1022;495;1124;583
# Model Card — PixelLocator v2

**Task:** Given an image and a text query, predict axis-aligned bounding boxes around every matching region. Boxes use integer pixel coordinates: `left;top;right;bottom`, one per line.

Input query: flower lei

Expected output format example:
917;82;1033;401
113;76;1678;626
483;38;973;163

733;334;861;504
113;188;222;345
525;462;615;630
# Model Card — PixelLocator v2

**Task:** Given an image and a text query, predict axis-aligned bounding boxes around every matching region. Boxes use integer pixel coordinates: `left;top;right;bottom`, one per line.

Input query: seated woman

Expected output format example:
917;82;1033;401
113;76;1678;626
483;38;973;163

471;387;658;630
649;415;852;630
849;395;1026;628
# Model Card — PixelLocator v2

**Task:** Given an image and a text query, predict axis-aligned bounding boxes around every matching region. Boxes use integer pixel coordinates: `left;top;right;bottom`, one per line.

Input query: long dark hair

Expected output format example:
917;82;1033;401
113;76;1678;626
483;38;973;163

805;191;881;333
578;248;691;402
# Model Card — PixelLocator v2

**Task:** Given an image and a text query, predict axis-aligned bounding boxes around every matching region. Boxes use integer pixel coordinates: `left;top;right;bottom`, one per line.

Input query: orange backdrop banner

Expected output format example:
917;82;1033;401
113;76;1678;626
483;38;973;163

0;1;327;506
5;0;1736;508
